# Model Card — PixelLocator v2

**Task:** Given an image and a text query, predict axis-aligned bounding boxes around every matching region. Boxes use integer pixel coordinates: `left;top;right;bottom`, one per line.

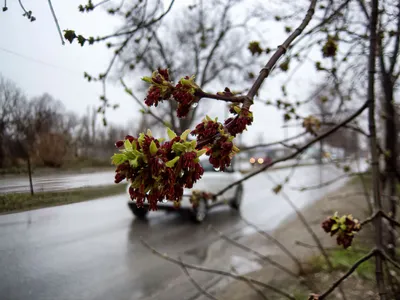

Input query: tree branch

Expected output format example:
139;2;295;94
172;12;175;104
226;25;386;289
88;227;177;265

209;225;300;279
196;90;246;103
318;249;378;299
379;249;400;270
240;132;307;152
47;0;65;45
177;256;220;300
140;238;296;300
97;0;175;41
245;0;317;104
239;214;305;275
120;78;170;128
291;173;366;192
215;100;368;197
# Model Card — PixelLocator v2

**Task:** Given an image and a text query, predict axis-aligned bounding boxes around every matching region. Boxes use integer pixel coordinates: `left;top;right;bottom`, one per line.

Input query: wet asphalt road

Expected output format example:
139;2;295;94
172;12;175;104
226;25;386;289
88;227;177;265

0;171;115;194
0;163;366;300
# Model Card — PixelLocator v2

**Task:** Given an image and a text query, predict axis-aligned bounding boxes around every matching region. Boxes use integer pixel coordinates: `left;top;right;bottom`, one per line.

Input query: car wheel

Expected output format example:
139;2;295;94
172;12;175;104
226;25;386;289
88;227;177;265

230;184;243;210
191;198;208;223
128;203;148;219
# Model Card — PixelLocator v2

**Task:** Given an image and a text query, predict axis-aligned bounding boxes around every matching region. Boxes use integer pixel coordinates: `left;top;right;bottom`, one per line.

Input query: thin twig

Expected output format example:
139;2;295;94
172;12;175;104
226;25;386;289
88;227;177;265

362;210;400;227
140;238;296;300
209;226;299;279
291;173;365;191
266;174;347;300
215;100;368;197
318;249;378;299
241;132;307;151
178;256;220;300
196;90;246;103
120;78;167;126
379;249;400;270
239;215;305;275
229;265;269;300
47;0;65;45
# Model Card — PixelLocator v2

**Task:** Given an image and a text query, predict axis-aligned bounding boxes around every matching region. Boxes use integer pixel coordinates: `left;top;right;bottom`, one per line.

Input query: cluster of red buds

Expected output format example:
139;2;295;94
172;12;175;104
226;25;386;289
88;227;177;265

142;68;174;107
191;116;240;171
322;212;361;249
302;115;321;136
142;69;200;118
189;190;215;208
173;76;200;117
112;128;207;210
224;106;253;136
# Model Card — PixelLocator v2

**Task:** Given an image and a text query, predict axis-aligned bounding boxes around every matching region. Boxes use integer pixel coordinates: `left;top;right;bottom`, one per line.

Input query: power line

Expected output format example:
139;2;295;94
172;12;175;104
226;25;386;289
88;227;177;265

0;45;82;75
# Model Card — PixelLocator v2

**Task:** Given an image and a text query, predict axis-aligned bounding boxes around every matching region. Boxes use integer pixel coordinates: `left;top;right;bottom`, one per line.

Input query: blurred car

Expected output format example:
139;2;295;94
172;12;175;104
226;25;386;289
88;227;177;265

249;152;272;168
127;157;243;223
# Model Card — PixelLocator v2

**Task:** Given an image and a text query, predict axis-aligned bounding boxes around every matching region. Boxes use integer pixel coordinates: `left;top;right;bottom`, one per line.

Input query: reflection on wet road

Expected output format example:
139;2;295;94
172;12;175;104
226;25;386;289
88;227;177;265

0;163;366;300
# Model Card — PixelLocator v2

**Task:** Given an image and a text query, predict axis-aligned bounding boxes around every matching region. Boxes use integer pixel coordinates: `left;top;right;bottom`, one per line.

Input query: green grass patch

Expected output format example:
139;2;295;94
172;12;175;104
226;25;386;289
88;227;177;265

308;247;375;280
0;184;126;214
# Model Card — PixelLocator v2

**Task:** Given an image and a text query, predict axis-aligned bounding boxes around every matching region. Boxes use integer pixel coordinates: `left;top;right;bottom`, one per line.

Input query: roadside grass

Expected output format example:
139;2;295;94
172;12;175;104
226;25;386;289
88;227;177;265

307;247;375;280
0;158;113;176
0;184;126;214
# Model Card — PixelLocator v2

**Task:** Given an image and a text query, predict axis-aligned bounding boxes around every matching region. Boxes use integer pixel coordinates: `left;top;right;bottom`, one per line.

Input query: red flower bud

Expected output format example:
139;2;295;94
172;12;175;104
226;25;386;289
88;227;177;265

125;135;134;142
115;140;124;148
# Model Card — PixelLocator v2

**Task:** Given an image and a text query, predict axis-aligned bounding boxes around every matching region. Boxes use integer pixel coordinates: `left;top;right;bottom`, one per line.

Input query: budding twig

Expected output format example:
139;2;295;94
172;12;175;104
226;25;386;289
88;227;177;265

196;90;247;103
139;237;296;300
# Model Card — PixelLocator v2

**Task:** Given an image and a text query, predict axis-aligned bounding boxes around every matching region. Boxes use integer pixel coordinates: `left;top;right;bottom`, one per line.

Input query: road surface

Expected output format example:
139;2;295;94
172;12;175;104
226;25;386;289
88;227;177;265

0;163;366;300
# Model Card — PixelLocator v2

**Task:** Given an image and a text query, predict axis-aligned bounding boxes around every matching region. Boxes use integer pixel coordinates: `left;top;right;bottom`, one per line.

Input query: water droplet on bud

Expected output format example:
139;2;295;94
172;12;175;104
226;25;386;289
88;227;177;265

192;102;198;108
214;167;220;171
180;171;185;177
162;199;168;203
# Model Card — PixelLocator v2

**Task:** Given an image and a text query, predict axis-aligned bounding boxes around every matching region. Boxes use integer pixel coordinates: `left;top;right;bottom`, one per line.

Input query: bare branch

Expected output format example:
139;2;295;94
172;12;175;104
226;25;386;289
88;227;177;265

239;215;305;275
209;225;300;279
196;90;246;103
215;100;368;197
177;256;220;300
241;132;307;152
47;0;64;45
120;78;170;128
140;238;296;300
229;265;269;300
291;173;366;192
98;0;175;41
318;249;378;299
379;249;400;270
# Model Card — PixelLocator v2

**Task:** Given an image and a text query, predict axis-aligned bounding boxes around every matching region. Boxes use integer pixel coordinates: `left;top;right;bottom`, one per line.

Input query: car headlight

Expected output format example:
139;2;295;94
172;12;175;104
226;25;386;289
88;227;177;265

257;158;264;164
249;157;256;163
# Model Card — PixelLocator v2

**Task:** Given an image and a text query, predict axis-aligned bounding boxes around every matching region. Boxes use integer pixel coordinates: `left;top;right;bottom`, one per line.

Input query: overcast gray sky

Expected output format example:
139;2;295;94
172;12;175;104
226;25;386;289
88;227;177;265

0;0;320;146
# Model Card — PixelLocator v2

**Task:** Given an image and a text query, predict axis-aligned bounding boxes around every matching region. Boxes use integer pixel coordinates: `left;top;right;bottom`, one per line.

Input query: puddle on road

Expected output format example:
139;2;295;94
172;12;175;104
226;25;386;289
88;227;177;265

229;255;263;275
